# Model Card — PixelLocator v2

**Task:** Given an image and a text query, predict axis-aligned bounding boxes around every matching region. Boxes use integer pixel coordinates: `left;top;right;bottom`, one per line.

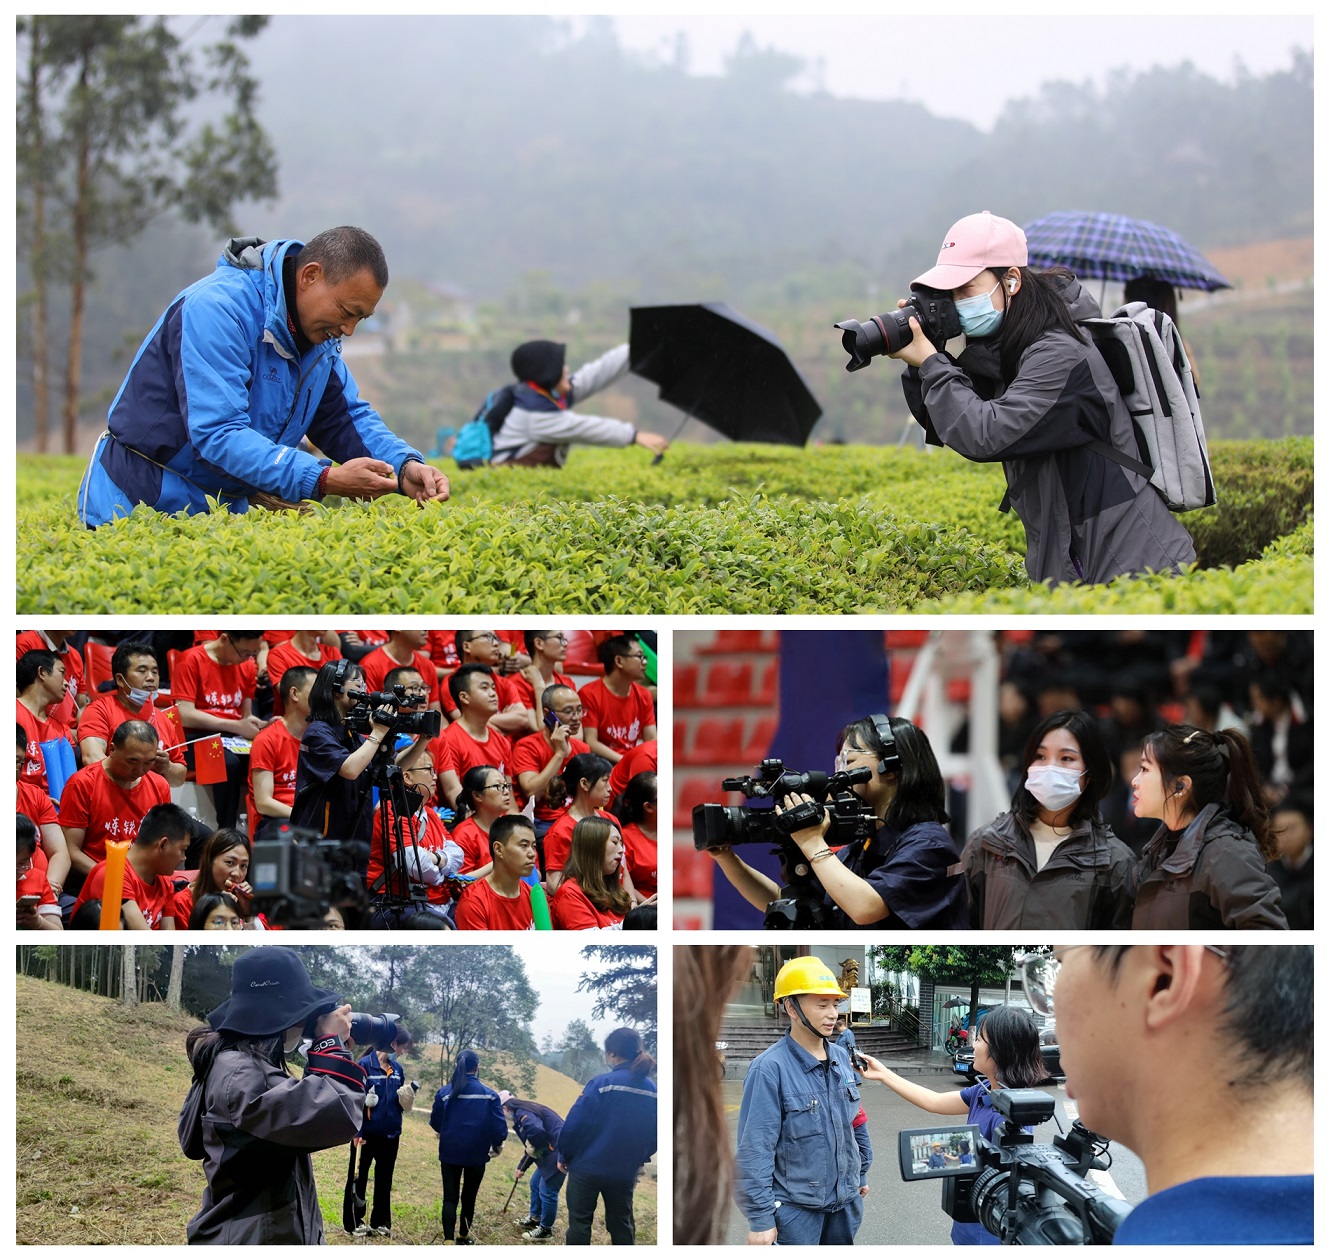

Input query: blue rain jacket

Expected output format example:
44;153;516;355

734;1033;866;1231
78;237;422;526
428;1077;508;1167
558;1065;657;1184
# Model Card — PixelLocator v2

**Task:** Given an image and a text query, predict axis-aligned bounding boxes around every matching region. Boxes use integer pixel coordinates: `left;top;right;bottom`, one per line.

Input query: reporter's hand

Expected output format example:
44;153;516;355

857;1052;888;1083
399;460;451;504
748;1228;777;1246
886;316;936;369
634;431;669;455
776;792;831;852
323;457;399;500
314;1002;353;1044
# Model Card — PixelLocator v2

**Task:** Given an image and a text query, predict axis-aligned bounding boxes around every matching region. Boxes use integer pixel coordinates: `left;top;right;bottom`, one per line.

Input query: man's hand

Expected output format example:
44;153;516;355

748;1228;777;1246
233;714;266;741
860;1184;870;1198
399;460;450;504
634;431;669;455
324;457;400;499
548;719;570;756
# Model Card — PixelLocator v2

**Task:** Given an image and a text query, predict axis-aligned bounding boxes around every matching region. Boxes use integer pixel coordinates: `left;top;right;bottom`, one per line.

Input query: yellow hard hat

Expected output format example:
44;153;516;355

774;956;848;1001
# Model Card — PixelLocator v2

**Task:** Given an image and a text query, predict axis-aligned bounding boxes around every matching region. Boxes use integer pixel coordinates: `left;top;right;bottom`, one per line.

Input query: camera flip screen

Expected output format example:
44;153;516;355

898;1125;984;1180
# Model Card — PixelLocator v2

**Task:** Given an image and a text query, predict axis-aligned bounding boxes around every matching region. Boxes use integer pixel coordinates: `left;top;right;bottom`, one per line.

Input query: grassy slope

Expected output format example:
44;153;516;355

16;976;656;1246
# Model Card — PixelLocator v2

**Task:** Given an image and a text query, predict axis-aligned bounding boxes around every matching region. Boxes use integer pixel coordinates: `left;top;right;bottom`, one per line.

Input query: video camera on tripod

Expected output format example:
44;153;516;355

251;822;370;929
345;685;442;741
898;1088;1130;1244
692;758;877;929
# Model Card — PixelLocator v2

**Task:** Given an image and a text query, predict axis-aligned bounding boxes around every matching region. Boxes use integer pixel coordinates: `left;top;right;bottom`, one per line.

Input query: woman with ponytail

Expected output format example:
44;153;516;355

1130;724;1288;928
542;752;617;892
558;1026;657;1244
428;1049;508;1243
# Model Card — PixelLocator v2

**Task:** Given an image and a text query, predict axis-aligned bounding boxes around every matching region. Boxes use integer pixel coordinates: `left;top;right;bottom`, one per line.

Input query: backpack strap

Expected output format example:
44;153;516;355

997;441;1153;514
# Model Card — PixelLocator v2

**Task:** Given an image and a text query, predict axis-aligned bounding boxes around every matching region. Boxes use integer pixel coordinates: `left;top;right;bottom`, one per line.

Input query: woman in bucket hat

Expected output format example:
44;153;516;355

892;210;1195;585
178;947;367;1244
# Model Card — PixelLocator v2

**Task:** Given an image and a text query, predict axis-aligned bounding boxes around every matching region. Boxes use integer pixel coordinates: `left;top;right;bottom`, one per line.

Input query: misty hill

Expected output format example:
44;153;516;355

16;975;654;1246
17;18;1312;442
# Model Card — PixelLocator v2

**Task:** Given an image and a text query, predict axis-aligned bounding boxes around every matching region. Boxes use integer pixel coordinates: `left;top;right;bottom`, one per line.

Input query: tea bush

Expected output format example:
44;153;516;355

16;437;1311;614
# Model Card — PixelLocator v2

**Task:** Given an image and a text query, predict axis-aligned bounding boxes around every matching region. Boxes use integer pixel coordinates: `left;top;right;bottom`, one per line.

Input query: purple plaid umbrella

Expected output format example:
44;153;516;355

1022;211;1231;292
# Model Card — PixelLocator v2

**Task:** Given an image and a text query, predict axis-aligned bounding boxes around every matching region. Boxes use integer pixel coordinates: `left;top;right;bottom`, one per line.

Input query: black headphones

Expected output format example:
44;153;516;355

868;713;901;776
330;658;352;694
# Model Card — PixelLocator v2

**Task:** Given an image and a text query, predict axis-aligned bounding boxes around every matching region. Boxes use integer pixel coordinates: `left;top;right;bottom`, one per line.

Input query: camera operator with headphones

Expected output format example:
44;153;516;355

708;715;968;929
178;947;366;1244
292;659;429;849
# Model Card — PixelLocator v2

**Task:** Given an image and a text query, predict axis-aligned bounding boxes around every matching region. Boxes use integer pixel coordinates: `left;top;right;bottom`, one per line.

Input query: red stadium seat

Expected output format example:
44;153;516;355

1158;700;1186;724
675;663;701;709
740;714;779;764
673;914;704;931
680;716;747;766
946;677;972;704
698;661;755;708
890;661;914;704
754;658;779;706
674;846;716;899
885;630;930;648
84;642;116;693
696;629;780;655
563;630;606;676
675;775;724;829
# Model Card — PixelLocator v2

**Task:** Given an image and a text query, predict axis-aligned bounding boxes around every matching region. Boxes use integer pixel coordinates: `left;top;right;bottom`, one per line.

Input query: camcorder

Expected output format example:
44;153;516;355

302;1005;404;1051
251;822;370;929
835;286;962;370
346;686;442;740
692;758;877;930
898;1088;1130;1245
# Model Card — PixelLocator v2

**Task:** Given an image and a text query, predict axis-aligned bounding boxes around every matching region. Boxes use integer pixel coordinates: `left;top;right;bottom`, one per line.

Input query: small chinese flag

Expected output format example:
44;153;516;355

194;736;228;785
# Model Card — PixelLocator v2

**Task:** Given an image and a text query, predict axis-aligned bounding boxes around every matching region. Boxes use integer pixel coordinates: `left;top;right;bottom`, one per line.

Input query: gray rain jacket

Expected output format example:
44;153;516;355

905;278;1196;584
961;811;1135;930
179;1045;365;1244
1131;802;1288;930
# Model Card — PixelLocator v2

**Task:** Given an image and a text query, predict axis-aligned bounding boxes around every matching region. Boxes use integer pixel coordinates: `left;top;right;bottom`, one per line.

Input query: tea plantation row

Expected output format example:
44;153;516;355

15;438;1312;614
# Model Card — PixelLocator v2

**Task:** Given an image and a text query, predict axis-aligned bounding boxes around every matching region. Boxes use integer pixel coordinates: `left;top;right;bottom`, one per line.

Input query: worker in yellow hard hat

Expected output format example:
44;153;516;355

733;957;871;1246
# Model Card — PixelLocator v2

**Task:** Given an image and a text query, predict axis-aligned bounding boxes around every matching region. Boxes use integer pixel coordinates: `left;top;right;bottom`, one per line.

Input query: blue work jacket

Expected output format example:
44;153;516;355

78;236;421;525
734;1032;866;1231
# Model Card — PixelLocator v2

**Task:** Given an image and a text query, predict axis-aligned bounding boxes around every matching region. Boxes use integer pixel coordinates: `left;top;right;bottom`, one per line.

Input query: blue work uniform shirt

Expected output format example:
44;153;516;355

734;1032;866;1232
826;820;969;929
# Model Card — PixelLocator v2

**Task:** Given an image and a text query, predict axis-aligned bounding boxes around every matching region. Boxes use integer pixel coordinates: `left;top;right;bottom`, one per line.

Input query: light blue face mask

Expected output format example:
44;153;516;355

955;280;1005;338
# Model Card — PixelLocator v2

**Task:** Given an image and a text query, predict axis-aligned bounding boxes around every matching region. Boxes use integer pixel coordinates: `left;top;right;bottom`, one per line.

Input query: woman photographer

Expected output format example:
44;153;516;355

708;715;968;929
1130;724;1287;928
178;947;366;1244
890;211;1195;584
859;1007;1047;1245
962;710;1135;929
292;660;428;846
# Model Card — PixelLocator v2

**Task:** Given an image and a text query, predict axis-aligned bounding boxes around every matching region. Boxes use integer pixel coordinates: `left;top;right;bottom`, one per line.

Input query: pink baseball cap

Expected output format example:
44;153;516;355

912;211;1028;291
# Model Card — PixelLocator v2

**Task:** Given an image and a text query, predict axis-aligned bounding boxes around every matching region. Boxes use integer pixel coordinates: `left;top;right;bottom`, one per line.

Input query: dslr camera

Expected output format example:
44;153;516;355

346;685;442;740
835;286;962;370
302;1005;403;1051
251;822;370;928
898;1088;1130;1244
692;758;877;930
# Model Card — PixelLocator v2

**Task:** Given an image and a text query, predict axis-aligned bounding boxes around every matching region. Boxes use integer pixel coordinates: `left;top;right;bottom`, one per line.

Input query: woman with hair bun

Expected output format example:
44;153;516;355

962;709;1134;929
1130;724;1288;928
428;1049;508;1244
558;1026;657;1244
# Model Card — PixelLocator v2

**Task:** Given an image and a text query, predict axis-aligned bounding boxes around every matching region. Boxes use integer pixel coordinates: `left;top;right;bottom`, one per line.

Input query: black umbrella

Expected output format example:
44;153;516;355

629;302;822;447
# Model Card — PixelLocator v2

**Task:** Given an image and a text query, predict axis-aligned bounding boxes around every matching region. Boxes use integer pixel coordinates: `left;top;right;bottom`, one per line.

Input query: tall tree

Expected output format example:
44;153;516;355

577;945;657;1053
872;946;1044;1024
121;944;137;1007
15;15;278;452
557;1019;604;1084
166;944;186;1010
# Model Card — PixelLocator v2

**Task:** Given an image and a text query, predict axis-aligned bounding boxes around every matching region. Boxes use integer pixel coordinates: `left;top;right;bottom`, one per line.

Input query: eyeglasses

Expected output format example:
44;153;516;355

553;705;584;718
485;780;513;793
407;766;437;778
471;632;500;643
1019;945;1230;1016
619;652;645;662
207;916;244;929
538;633;569;644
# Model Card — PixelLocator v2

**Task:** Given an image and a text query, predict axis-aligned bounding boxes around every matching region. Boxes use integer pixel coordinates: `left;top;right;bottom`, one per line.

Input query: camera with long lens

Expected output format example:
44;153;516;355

692;758;877;930
302;1006;403;1051
346;685;443;740
250;822;370;928
835;286;962;371
898;1088;1131;1245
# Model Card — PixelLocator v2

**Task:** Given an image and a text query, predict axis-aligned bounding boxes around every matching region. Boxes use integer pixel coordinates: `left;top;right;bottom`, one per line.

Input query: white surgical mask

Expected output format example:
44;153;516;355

1025;764;1084;812
127;687;154;707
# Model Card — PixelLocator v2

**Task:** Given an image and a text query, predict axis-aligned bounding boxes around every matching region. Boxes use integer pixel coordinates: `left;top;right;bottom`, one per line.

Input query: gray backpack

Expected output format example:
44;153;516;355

1000;301;1217;514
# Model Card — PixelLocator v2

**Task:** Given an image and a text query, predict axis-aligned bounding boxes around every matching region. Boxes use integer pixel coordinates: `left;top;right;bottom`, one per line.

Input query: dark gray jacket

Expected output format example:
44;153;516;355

961;811;1135;930
180;1046;364;1244
906;278;1196;584
1131;802;1289;930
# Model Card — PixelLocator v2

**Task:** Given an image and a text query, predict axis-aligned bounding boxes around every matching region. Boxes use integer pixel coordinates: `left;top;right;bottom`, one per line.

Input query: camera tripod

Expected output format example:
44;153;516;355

763;843;838;930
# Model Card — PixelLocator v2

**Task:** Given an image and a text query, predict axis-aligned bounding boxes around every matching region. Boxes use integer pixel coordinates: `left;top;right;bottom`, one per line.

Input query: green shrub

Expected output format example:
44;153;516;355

15;438;1312;614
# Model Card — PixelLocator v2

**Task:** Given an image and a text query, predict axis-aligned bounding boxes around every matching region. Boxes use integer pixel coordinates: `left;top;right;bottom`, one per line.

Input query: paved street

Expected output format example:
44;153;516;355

719;1061;1146;1245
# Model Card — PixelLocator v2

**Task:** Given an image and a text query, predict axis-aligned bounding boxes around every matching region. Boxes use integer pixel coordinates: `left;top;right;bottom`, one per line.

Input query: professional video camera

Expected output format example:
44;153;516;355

692;758;877;930
835;286;962;370
346;685;442;740
898;1088;1130;1244
251;822;370;929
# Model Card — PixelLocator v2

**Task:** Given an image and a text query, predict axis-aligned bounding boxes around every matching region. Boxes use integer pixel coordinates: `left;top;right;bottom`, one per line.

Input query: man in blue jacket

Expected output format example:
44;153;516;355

78;227;449;526
734;956;870;1246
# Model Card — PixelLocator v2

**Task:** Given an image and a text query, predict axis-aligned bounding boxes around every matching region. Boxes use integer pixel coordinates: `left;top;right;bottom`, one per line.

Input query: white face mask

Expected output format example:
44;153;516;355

1025;764;1084;812
126;687;154;707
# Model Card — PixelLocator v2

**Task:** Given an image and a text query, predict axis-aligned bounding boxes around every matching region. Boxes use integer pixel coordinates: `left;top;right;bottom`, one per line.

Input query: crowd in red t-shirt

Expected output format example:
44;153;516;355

17;628;658;933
